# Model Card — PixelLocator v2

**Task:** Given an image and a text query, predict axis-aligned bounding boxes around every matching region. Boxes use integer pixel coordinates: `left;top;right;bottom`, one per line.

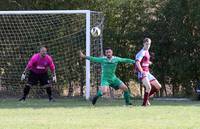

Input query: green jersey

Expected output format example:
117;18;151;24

86;56;134;104
86;56;135;79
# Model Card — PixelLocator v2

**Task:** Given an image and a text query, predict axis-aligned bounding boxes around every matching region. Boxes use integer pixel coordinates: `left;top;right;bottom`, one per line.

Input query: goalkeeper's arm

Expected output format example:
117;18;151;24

49;57;57;83
21;54;36;81
21;61;32;81
79;51;104;63
22;54;37;74
21;67;29;81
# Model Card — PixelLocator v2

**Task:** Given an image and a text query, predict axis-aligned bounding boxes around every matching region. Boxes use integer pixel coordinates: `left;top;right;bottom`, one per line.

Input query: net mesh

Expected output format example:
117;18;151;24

0;11;104;98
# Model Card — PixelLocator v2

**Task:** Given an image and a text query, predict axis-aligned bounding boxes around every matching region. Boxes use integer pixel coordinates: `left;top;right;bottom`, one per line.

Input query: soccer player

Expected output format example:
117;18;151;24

19;47;57;101
135;38;161;106
80;48;135;105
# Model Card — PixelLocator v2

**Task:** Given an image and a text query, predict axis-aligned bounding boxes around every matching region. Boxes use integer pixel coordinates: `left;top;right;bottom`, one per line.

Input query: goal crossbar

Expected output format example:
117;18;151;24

0;10;93;15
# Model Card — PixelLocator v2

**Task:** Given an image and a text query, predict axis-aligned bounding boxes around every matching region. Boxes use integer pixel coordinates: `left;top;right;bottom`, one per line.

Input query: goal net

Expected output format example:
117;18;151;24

0;10;104;99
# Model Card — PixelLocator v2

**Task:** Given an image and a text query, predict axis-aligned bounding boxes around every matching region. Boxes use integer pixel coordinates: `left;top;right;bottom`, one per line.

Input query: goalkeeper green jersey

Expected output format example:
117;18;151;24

86;56;135;79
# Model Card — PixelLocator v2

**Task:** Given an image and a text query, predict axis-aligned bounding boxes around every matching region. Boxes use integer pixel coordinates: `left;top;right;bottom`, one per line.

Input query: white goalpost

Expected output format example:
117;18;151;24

85;11;91;100
0;10;104;99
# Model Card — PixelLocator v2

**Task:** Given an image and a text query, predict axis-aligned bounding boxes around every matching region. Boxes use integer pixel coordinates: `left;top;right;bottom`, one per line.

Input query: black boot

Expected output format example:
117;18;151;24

46;87;55;102
92;95;99;105
19;85;30;101
19;96;26;101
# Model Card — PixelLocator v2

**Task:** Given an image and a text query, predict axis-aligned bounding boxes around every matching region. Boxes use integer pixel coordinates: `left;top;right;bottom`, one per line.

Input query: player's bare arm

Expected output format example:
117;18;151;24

79;50;86;59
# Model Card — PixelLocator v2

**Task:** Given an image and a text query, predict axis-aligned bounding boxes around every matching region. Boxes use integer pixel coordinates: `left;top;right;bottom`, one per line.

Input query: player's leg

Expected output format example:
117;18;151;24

143;73;161;106
19;84;32;101
110;78;132;105
141;74;151;106
19;71;37;101
45;85;54;102
119;83;132;105
39;72;54;102
92;86;109;105
92;78;110;105
149;77;161;97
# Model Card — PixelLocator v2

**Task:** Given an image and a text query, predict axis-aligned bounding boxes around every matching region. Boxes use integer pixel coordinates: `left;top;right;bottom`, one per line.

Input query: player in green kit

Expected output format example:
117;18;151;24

80;48;135;105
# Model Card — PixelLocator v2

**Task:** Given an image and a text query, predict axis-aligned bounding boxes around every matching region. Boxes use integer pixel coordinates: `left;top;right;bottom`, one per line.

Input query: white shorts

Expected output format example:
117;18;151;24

138;72;156;82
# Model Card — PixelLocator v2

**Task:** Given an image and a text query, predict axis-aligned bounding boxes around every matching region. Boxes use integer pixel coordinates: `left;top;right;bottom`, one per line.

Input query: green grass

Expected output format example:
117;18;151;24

0;98;200;129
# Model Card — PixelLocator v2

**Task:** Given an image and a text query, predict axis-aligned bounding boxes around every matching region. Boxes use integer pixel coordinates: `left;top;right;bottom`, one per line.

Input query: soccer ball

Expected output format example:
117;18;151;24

91;27;101;37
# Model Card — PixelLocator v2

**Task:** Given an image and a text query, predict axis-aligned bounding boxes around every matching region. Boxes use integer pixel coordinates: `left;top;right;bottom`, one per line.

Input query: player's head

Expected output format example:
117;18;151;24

143;38;151;50
40;47;47;57
104;47;113;59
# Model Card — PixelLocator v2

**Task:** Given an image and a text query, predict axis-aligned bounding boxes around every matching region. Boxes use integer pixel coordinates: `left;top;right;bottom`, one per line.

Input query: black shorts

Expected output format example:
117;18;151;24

28;71;50;86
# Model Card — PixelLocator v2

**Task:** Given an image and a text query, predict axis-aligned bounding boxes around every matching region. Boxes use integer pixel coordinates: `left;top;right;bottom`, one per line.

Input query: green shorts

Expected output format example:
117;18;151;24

101;77;123;90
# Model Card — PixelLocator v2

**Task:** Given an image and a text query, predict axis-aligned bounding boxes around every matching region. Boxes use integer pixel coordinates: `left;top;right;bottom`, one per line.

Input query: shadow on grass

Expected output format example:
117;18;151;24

0;98;199;109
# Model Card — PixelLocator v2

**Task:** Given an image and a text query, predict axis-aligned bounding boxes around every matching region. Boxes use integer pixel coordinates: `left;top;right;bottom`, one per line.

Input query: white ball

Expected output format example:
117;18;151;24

91;27;101;37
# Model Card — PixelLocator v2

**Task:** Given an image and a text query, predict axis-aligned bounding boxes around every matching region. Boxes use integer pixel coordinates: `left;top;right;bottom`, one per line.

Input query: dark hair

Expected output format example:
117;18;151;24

104;47;112;51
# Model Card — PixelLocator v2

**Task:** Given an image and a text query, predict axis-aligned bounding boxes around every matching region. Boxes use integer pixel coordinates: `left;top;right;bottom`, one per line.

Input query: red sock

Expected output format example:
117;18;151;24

142;92;149;106
149;86;158;97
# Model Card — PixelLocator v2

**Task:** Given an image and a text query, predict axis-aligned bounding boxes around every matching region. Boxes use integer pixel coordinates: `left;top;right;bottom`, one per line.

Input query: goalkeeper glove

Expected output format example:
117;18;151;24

52;75;57;83
21;72;26;81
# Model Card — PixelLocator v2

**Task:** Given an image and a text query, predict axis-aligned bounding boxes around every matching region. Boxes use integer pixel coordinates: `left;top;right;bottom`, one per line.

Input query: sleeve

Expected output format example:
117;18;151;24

85;56;105;63
48;56;55;73
116;57;135;63
135;50;145;62
26;54;37;70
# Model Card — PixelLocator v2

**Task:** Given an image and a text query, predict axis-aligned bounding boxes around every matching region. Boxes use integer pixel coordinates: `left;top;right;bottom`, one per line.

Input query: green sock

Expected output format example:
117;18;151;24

124;90;130;104
97;90;103;97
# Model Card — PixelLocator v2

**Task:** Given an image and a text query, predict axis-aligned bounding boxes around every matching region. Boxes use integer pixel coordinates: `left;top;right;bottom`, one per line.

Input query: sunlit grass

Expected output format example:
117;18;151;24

0;98;199;129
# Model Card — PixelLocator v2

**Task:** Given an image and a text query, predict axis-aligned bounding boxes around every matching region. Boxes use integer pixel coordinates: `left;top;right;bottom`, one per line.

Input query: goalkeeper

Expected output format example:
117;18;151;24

19;47;57;102
80;48;135;105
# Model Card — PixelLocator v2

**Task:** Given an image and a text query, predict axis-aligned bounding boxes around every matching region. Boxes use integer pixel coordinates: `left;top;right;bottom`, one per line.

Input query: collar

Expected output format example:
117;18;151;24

107;56;115;61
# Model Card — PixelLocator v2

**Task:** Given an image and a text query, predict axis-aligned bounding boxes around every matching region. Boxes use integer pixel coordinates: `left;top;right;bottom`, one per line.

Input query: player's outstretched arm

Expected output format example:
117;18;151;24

79;51;104;63
79;51;86;59
117;57;135;64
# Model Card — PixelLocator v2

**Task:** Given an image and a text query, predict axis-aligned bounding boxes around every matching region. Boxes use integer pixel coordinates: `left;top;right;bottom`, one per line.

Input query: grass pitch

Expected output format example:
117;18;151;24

0;98;199;129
